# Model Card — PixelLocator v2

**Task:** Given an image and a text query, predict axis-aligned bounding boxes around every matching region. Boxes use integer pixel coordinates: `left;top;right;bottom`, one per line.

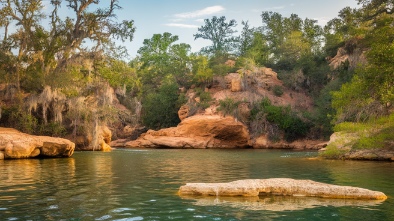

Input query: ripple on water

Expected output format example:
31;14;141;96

112;217;144;221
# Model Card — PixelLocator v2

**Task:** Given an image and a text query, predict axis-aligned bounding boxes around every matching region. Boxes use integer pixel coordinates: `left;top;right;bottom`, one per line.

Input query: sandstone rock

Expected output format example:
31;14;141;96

126;115;250;149
0;151;4;160
110;139;129;148
178;105;189;121
99;126;112;144
252;138;326;150
74;126;112;151
253;135;268;148
178;178;387;200
0;127;75;159
224;73;243;92
231;78;242;92
41;140;74;157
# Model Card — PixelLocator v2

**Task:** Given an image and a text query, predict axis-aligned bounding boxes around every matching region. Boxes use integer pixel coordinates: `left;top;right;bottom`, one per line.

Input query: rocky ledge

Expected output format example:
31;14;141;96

178;178;387;200
0;127;75;159
126;115;250;149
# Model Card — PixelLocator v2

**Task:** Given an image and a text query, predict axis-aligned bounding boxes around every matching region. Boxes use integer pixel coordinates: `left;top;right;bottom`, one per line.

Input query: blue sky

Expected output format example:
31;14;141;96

113;0;359;58
1;0;359;59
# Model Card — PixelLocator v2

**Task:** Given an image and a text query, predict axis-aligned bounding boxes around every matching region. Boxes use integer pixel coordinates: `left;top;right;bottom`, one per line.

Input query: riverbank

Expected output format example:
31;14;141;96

319;114;394;161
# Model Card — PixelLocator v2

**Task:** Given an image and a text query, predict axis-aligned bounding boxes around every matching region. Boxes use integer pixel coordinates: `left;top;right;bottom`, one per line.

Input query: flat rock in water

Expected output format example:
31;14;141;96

178;178;387;200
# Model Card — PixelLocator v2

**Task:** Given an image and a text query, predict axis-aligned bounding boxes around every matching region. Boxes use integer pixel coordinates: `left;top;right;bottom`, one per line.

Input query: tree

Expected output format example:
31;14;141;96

194;16;237;56
332;0;394;122
261;11;323;68
0;0;135;91
137;32;192;88
142;78;184;129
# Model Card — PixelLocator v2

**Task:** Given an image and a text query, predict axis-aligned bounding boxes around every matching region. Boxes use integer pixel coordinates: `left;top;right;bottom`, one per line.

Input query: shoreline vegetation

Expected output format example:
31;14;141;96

0;0;393;161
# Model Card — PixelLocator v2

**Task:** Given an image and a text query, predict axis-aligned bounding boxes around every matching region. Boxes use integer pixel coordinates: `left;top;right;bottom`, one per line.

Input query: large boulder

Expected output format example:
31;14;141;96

0;127;75;159
126;115;250;149
178;178;387;200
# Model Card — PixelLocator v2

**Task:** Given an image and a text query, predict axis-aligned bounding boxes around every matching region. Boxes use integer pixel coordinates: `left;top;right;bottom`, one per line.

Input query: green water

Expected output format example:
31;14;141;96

0;149;393;220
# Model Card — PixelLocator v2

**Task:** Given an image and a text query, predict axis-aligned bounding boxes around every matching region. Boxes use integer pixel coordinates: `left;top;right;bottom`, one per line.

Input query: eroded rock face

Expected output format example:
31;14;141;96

126;115;250;149
0;127;75;159
73;126;112;151
178;178;387;200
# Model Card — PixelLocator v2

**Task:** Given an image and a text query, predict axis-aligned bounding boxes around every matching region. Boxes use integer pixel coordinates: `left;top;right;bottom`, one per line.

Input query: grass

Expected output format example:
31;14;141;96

320;113;394;158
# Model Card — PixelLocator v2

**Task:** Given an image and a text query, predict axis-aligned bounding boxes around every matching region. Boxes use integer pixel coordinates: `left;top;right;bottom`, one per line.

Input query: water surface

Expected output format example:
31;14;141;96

0;149;393;220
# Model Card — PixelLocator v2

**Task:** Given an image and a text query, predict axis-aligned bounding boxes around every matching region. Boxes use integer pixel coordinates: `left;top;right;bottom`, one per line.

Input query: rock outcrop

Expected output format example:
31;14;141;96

72;126;112;151
0;127;75;159
319;132;394;161
126;115;250;149
178;178;387;200
253;135;327;150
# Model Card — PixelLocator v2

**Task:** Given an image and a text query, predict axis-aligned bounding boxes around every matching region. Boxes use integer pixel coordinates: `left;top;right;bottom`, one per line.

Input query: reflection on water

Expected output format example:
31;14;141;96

0;149;393;220
180;195;386;211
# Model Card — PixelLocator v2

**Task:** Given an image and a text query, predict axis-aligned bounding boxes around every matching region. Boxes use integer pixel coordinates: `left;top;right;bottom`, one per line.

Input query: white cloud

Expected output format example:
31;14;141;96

195;19;205;23
315;17;330;26
253;5;286;12
165;23;199;29
174;5;225;19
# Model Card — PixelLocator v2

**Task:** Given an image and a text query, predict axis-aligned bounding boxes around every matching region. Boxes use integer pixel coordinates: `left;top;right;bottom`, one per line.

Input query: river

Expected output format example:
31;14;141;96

0;149;393;220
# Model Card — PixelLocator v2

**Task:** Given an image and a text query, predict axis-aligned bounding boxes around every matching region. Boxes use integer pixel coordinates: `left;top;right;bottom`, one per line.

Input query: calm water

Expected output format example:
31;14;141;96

0;149;393;221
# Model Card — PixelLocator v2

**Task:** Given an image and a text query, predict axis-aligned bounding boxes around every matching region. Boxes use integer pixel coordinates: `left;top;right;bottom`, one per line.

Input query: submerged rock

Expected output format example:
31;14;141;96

0;127;75;159
178;178;387;200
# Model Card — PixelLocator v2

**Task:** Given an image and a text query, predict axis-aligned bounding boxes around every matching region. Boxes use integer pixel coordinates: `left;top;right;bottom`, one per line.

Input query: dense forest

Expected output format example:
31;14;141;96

0;0;393;154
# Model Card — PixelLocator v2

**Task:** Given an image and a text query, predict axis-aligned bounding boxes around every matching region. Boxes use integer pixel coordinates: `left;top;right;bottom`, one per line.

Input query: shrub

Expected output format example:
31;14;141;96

251;98;310;142
218;97;240;117
195;88;212;109
273;85;284;97
142;82;182;130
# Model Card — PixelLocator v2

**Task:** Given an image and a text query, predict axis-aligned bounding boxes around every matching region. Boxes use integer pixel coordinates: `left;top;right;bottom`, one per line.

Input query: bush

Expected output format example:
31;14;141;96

251;98;310;142
195;88;212;109
272;85;284;97
142;82;182;130
218;97;240;117
38;122;67;137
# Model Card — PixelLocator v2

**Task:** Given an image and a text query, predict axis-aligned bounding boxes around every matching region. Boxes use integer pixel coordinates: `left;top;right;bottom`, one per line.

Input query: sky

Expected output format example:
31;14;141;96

1;0;360;59
112;0;359;59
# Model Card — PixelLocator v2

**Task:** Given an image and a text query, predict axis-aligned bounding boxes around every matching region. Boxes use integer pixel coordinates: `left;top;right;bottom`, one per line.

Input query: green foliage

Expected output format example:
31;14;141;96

142;81;184;130
1;105;37;134
194;16;238;56
191;55;213;85
272;85;284;97
136;32;193;90
0;0;135;92
331;113;394;151
251;98;310;141
330;1;394;123
194;88;212;109
38;122;67;137
319;144;349;159
218;97;241;117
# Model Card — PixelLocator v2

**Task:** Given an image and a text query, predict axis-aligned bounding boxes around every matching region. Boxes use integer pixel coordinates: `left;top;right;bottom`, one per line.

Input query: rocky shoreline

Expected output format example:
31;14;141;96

0;127;75;160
